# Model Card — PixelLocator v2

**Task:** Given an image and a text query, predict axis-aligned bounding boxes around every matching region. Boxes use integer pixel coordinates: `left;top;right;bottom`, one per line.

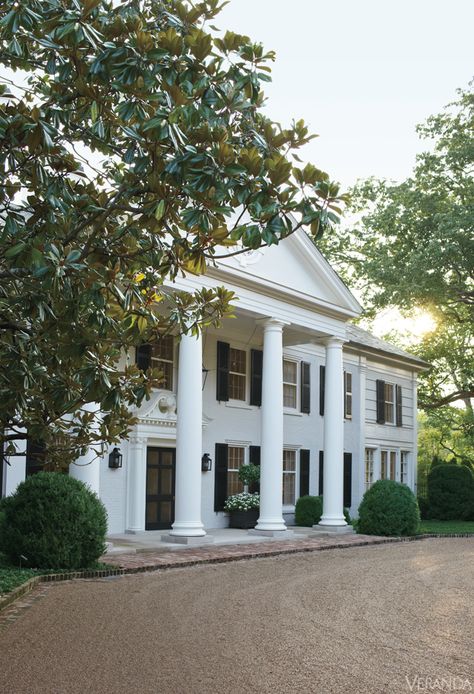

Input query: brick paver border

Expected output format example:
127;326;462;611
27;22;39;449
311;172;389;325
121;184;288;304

0;533;472;627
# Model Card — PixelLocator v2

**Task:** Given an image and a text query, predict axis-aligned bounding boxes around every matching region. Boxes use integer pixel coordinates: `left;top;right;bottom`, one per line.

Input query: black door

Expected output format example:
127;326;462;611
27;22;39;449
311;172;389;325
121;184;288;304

146;447;176;530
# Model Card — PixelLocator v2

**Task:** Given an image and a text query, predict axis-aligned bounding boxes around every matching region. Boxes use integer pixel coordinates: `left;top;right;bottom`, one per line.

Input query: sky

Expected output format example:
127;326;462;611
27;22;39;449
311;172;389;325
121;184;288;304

218;0;474;191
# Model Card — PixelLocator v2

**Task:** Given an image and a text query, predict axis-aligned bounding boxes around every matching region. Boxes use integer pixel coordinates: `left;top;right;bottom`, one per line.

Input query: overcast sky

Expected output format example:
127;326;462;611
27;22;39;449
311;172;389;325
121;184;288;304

218;0;473;191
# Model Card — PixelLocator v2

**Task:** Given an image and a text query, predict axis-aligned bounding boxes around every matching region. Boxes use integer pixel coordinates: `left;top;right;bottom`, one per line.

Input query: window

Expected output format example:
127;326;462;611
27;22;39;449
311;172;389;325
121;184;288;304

384;383;395;424
401;451;409;485
229;348;246;401
344;371;353;419
283;359;298;409
151;336;174;390
365;448;374;490
381;450;397;480
282;449;297;505
227;446;245;496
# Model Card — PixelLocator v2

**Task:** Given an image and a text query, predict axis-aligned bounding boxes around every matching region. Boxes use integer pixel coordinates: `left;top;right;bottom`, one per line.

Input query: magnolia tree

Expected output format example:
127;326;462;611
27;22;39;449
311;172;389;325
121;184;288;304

0;0;345;466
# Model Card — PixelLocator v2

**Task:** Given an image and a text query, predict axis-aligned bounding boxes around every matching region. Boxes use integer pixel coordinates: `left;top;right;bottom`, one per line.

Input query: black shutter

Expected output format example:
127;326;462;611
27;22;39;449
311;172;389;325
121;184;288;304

376;379;386;424
300;449;310;497
318;450;324;496
216;341;230;401
396;385;403;427
250;349;263;406
136;344;152;371
343;453;352;508
301;362;311;414
249;445;261;493
319;365;325;416
214;443;228;511
26;439;46;477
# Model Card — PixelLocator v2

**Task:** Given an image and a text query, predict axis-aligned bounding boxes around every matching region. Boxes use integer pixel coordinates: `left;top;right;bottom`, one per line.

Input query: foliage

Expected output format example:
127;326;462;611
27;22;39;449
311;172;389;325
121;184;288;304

417;496;430;520
295;495;322;526
0;0;345;466
427;464;474;520
319;85;474;412
238;463;260;486
224;491;259;511
0;472;107;569
357;480;420;536
0;564;37;594
418;520;474;535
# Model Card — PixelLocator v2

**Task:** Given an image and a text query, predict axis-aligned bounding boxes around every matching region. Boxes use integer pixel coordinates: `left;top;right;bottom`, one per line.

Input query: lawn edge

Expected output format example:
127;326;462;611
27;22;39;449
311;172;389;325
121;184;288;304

1;533;473;613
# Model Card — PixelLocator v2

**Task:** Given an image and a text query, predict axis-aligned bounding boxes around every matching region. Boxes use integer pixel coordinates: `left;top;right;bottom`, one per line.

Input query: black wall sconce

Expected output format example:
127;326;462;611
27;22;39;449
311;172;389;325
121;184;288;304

201;453;212;472
108;447;123;469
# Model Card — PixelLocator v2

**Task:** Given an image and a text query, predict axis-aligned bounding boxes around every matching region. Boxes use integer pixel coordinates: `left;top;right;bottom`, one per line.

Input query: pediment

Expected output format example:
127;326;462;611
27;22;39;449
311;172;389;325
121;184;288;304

216;229;361;316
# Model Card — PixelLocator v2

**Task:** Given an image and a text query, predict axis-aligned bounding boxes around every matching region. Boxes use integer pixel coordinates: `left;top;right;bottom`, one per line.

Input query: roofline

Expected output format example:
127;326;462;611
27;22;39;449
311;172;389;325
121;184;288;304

345;339;431;371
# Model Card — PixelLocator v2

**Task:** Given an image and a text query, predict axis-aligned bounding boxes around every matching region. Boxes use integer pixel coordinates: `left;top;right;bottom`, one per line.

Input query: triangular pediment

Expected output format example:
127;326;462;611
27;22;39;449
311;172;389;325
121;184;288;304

216;229;361;317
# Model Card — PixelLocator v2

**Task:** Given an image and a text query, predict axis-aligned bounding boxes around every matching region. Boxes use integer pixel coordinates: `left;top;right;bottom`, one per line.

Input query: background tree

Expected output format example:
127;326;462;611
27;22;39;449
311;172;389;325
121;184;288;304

319;85;473;456
0;0;344;466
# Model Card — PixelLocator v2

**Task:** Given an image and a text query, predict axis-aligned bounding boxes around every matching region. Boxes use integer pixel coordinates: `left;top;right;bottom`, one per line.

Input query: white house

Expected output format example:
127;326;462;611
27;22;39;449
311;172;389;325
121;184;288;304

1;230;427;539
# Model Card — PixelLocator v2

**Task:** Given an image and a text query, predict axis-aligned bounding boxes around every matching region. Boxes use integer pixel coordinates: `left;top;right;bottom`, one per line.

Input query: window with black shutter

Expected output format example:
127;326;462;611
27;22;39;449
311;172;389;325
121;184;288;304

216;341;230;401
318;450;324;495
319;365;325;416
396;384;403;427
343;453;352;508
376;379;386;424
214;443;229;511
300;449;310;497
301;362;311;414
250;350;263;406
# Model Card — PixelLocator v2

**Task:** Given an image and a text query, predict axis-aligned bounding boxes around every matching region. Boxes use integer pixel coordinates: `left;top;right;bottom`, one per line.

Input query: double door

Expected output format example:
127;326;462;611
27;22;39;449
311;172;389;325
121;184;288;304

146;447;175;530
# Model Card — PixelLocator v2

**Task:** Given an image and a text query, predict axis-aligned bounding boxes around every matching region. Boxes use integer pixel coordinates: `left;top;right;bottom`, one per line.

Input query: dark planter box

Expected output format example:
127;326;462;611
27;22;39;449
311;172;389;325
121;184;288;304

229;508;259;529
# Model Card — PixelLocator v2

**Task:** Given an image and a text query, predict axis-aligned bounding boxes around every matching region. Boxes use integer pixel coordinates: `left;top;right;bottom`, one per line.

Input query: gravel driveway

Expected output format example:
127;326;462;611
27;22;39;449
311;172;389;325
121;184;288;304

0;538;472;694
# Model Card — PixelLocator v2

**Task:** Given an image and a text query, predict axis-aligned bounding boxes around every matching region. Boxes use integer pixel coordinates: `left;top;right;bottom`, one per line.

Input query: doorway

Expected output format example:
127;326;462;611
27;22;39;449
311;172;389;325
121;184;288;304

146;447;176;530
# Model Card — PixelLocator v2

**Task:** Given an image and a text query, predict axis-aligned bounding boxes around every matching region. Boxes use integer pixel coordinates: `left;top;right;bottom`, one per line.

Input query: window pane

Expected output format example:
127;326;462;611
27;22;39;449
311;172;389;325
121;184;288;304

283;360;297;383
283;383;297;408
152;336;174;361
229;373;246;400
283;450;296;471
230;348;246;375
384;403;394;423
227;447;244;496
283;474;295;505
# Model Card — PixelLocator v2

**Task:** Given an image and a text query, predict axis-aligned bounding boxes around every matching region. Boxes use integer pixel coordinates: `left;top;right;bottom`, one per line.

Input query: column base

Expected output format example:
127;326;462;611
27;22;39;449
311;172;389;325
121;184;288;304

160;534;215;546
248;529;295;538
169;521;206;537
311;524;355;535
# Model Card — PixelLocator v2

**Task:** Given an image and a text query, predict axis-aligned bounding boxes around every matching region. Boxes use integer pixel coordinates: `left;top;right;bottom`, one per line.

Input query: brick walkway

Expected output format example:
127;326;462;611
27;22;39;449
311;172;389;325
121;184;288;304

103;533;417;571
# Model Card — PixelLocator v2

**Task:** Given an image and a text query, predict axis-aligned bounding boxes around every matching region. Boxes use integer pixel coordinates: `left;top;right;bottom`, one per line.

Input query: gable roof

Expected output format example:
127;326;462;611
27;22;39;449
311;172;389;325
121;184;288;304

346;324;430;369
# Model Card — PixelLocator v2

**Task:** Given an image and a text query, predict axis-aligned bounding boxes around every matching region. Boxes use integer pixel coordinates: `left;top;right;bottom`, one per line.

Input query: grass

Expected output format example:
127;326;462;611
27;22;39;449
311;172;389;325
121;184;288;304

418;520;474;535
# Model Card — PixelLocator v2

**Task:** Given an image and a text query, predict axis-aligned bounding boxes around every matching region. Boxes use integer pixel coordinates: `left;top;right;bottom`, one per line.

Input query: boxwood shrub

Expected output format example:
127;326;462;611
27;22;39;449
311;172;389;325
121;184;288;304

295;495;351;527
358;480;419;536
0;472;107;569
427;464;474;520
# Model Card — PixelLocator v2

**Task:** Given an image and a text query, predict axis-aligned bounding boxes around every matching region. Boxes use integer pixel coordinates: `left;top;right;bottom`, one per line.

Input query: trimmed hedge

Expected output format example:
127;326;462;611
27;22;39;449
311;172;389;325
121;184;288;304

427;464;474;520
358;480;420;536
0;472;107;569
295;495;351;527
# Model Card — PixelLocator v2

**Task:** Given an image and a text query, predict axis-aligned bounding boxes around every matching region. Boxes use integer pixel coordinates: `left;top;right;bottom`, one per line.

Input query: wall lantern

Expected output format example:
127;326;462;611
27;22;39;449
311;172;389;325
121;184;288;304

201;453;212;472
108;447;123;469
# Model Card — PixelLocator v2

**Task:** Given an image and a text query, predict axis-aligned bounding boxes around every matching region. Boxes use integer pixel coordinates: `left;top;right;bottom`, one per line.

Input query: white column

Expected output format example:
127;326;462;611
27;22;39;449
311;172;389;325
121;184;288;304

170;331;205;537
358;357;367;506
412;371;418;493
255;319;287;532
69;403;101;497
126;436;147;533
319;338;347;527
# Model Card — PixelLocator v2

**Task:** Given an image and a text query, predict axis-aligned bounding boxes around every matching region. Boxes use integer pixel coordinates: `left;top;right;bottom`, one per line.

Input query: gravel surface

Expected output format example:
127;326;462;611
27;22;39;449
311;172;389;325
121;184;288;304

0;538;473;694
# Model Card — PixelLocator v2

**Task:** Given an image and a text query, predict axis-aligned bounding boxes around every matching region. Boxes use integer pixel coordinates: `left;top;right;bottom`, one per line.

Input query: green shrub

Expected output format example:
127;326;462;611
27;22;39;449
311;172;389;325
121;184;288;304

358;480;420;536
417;496;430;520
295;496;351;527
427;464;474;520
1;472;107;569
295;495;322;526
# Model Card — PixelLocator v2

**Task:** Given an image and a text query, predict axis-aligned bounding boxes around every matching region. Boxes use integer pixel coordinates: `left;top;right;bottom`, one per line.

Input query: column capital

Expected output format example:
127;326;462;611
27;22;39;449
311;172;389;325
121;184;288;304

322;336;346;348
257;317;290;331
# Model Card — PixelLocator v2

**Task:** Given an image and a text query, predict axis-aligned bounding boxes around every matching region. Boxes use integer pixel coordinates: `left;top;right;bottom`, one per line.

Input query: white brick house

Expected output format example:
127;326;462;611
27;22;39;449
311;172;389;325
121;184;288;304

2;230;427;536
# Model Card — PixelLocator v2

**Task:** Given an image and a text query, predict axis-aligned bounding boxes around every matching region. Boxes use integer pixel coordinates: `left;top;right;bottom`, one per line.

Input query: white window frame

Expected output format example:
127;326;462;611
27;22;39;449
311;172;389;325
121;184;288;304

400;451;409;485
227;445;246;497
364;448;375;490
228;346;247;403
151;335;175;391
384;383;396;425
282;448;298;508
381;449;397;481
344;371;353;420
283;357;299;411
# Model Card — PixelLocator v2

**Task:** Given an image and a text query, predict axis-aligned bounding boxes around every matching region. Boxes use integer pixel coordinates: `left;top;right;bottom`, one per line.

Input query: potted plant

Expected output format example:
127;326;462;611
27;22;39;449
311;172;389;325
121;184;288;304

238;463;260;493
224;491;260;529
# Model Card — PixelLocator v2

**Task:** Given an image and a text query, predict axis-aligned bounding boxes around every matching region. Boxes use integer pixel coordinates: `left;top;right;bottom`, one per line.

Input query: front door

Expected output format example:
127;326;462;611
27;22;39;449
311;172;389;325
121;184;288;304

146;447;175;530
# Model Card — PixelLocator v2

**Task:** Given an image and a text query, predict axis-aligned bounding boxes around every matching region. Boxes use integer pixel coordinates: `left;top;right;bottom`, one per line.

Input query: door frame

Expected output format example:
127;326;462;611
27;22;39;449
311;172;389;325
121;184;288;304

145;446;176;530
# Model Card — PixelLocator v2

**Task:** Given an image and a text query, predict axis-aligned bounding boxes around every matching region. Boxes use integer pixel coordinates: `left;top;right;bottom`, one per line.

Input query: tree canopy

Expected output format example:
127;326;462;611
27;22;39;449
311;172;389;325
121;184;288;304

0;0;344;466
320;85;474;413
